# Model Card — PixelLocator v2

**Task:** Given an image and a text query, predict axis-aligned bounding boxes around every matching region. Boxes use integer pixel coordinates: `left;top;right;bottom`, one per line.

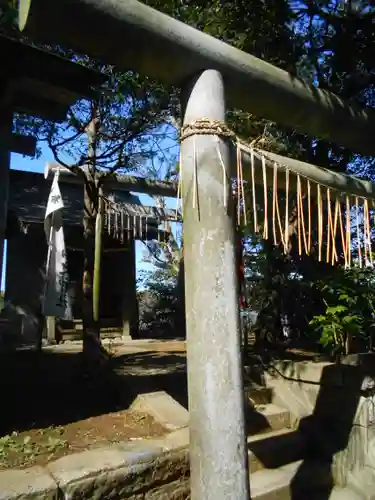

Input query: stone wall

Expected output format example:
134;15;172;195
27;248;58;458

265;353;375;488
0;436;190;500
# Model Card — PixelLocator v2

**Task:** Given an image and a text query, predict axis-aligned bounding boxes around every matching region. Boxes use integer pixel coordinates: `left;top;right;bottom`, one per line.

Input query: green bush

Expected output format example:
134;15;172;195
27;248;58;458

310;268;375;355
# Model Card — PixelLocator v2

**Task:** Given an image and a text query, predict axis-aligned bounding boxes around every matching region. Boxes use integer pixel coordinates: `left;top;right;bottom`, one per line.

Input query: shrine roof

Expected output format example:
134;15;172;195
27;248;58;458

7;170;175;227
1;35;106;121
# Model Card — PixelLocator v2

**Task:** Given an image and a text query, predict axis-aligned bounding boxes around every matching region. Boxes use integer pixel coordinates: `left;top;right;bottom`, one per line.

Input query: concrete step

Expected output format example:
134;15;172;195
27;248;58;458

245;400;291;436
250;459;334;500
248;428;307;474
245;384;273;405
60;331;122;341
345;466;375;499
318;487;363;500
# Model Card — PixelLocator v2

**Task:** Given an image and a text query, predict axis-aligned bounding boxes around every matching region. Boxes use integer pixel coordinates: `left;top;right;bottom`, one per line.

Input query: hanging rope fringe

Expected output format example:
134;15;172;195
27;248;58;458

250;148;258;233
179;118;375;268
102;198;179;246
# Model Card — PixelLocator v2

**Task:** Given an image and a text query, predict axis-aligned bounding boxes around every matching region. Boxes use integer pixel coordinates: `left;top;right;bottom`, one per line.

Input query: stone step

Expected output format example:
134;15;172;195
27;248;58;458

248;428;307;474
245;385;274;405
344;466;375;499
250;459;334;500
60;331;122;341
316;487;363;500
247;403;291;436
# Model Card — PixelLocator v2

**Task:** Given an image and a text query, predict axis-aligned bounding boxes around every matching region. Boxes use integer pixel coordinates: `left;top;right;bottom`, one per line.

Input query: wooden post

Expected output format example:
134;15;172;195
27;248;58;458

93;188;104;323
181;70;249;500
46;316;56;344
0;84;12;292
121;238;137;339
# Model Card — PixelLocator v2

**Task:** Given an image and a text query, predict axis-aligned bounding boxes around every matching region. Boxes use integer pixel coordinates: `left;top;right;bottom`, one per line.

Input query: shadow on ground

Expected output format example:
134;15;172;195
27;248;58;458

112;350;188;410
0;347;187;436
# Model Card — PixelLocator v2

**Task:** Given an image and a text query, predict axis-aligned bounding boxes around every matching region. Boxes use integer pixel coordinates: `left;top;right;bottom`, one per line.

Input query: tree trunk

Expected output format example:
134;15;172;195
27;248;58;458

81;108;108;370
82;179;108;369
345;332;352;356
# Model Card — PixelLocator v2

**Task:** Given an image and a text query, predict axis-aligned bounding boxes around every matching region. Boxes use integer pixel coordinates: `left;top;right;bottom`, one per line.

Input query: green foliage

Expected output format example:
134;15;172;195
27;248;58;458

310;268;375;355
0;0;17;31
138;267;181;337
146;0;305;152
15;70;174;176
310;302;361;355
240;1;375;352
0;428;67;468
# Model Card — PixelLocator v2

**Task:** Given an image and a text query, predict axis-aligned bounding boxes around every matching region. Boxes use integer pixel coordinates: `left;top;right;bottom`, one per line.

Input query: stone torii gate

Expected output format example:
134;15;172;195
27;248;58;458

18;1;375;499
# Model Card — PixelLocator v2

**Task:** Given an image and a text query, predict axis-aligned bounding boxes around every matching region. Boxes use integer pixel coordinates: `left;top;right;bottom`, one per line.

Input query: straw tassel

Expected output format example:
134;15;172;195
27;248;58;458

284;169;290;253
175;162;182;220
346;196;352;268
273;163;286;251
216;137;227;210
307;179;312;254
240;149;247;226
364;199;372;266
331;198;339;265
317;184;323;262
272;163;278;246
179;150;184;217
236;144;241;225
355;197;362;268
192;137;201;219
262;155;268;240
250;148;258;233
297;175;308;255
297;175;302;256
337;199;348;268
326;188;337;265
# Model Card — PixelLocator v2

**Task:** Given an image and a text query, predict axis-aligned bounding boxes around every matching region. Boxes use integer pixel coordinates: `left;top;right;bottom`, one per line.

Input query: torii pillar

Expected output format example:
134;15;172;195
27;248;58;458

181;70;249;499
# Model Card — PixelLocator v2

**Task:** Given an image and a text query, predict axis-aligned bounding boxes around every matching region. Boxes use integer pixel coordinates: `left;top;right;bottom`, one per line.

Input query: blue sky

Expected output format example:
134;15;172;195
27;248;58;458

1;144;178;291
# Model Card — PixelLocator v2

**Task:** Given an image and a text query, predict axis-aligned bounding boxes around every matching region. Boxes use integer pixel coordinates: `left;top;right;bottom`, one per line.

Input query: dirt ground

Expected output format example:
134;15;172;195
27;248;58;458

0;338;318;470
0;340;187;470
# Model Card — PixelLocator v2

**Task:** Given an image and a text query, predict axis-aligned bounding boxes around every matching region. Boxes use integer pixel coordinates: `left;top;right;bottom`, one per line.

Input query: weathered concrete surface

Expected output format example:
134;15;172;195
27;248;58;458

345;460;375;499
248;429;306;475
162;428;189;451
130;391;189;431
250;460;303;500
48;443;189;500
0;439;190;500
254;404;290;433
265;354;375;489
1;355;373;500
181;69;249;500
47;444;162;489
328;488;364;500
0;466;57;500
0;418;372;499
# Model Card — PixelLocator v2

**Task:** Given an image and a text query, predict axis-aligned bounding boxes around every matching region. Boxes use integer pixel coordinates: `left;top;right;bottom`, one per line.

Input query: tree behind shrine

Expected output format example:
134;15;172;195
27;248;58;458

1;3;177;365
